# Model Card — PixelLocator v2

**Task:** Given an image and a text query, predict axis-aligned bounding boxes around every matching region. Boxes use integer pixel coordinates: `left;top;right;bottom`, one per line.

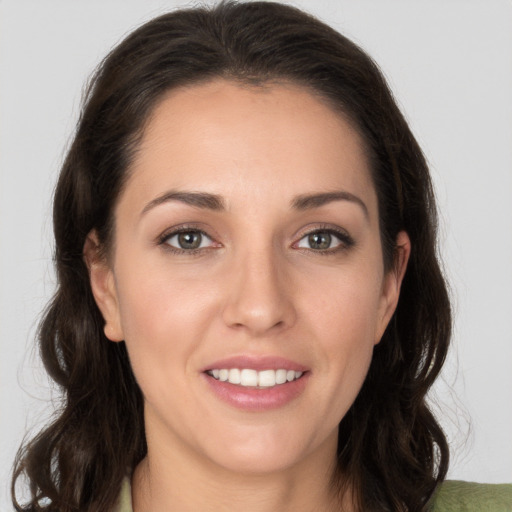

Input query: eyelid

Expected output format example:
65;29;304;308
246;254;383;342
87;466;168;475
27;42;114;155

292;224;355;252
155;223;353;255
157;224;221;253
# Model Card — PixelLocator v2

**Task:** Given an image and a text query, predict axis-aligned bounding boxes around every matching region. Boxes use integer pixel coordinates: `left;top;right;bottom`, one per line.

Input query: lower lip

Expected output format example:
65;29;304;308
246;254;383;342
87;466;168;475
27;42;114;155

203;373;309;411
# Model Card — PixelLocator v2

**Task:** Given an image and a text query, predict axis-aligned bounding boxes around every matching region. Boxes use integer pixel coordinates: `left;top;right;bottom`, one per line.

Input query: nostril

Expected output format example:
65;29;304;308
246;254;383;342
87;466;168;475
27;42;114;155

221;267;297;334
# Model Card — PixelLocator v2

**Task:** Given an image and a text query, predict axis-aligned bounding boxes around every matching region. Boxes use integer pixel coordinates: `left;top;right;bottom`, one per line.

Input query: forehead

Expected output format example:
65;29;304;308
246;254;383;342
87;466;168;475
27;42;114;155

124;79;377;215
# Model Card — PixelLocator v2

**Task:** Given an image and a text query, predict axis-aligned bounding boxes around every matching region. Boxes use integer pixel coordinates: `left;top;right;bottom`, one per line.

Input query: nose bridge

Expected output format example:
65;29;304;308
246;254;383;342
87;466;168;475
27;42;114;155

222;241;295;335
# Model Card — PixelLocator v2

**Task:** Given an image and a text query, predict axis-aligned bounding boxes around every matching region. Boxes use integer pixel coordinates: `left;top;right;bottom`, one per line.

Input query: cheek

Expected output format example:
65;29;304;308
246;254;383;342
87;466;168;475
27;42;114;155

302;261;385;344
299;264;383;402
112;261;218;388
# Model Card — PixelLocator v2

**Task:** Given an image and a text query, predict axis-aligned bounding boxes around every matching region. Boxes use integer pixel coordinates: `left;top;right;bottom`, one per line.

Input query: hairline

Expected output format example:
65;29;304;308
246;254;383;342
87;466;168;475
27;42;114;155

101;75;380;261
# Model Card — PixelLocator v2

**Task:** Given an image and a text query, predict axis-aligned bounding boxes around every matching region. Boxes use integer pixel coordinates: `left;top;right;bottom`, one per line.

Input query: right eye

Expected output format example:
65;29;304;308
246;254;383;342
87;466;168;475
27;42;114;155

297;230;340;250
162;230;215;251
294;227;354;253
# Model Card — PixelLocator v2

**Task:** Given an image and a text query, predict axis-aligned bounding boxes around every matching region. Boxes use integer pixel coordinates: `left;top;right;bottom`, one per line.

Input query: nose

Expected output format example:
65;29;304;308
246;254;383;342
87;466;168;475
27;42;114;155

221;247;297;336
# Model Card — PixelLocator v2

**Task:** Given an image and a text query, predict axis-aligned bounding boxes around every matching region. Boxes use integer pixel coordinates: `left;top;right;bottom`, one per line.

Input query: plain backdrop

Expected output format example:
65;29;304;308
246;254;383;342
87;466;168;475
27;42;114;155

1;0;511;508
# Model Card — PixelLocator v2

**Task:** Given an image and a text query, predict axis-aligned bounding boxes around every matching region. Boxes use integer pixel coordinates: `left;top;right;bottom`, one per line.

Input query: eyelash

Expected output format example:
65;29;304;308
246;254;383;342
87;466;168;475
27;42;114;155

294;225;355;255
157;225;217;255
157;224;355;256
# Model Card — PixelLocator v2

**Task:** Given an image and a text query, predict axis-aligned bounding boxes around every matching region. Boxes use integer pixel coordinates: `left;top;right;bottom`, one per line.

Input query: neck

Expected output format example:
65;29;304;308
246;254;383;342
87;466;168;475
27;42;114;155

131;435;353;512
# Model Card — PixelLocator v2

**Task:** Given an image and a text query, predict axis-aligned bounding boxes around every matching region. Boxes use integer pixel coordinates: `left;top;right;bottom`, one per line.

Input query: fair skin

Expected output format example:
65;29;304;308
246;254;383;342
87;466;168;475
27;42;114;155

85;80;410;512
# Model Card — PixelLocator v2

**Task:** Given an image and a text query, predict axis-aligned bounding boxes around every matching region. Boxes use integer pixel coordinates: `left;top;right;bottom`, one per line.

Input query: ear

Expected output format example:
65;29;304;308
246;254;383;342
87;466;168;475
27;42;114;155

83;231;124;342
375;230;411;344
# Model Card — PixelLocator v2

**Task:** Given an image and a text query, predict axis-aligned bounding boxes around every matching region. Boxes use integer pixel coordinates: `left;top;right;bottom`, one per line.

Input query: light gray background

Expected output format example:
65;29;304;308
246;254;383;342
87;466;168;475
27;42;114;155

1;0;511;508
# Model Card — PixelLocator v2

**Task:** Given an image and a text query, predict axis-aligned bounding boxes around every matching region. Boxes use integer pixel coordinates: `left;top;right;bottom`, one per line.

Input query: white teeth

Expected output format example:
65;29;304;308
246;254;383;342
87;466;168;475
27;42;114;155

240;369;258;386
258;369;276;387
275;369;287;384
208;368;304;387
228;368;241;384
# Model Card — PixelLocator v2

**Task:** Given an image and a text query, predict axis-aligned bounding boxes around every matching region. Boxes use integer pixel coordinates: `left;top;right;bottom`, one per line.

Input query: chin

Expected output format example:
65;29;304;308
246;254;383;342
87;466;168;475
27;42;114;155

200;422;336;476
211;447;305;476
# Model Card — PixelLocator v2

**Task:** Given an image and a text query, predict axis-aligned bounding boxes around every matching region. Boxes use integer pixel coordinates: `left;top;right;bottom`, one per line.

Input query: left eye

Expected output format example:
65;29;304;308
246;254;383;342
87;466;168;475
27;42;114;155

164;230;214;250
296;230;344;250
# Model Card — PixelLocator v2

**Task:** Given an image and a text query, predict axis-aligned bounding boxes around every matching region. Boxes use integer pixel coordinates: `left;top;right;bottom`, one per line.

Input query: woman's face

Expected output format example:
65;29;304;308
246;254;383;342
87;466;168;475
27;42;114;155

89;80;408;476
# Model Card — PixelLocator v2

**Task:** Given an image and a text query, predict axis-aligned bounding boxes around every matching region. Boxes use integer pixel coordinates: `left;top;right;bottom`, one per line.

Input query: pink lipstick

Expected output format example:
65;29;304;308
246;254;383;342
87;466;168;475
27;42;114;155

201;356;309;411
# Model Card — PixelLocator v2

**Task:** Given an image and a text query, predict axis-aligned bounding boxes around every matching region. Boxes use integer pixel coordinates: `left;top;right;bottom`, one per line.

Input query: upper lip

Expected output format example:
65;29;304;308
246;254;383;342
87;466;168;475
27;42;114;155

202;355;308;373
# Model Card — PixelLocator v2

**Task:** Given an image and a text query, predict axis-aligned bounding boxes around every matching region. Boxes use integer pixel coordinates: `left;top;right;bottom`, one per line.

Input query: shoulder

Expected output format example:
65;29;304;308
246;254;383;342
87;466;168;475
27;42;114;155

430;480;512;511
113;476;133;512
111;476;512;512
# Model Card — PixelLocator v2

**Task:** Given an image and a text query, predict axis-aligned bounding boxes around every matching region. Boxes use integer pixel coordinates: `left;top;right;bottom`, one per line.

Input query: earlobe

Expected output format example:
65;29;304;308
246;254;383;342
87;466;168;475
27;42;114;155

83;231;124;342
375;231;411;344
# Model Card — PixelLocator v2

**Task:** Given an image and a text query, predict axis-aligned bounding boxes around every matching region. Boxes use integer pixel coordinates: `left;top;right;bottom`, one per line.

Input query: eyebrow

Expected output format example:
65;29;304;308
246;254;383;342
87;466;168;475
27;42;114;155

141;190;226;216
291;191;369;218
141;189;368;218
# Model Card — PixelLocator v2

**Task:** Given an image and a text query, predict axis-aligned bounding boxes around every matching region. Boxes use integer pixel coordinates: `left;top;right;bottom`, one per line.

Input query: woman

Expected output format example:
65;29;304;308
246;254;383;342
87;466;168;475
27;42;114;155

11;2;511;511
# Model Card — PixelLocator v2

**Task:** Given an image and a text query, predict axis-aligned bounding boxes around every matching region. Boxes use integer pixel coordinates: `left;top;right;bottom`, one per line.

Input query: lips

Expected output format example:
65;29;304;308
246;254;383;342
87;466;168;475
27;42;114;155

202;356;309;411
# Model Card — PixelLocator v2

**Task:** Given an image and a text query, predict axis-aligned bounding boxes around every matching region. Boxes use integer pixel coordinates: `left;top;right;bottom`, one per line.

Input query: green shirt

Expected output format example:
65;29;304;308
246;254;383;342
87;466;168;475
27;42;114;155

430;480;512;511
114;478;512;511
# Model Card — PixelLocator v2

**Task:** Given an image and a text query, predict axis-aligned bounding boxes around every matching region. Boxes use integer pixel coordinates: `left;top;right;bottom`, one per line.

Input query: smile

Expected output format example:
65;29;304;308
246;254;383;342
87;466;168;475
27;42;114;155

206;368;304;388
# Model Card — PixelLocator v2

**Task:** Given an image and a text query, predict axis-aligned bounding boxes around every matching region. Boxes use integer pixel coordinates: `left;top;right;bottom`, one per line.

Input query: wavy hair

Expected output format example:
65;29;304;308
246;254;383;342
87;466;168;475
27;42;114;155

12;2;451;511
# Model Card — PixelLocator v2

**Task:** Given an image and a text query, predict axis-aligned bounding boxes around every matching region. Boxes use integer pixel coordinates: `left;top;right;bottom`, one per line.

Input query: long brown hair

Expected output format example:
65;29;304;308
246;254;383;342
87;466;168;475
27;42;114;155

12;2;451;511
